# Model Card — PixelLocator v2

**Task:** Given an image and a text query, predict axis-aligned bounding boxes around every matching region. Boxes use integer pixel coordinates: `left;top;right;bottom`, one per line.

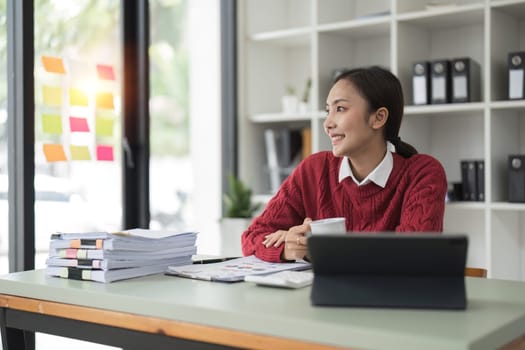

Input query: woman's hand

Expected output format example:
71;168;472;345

262;230;287;248
262;218;312;260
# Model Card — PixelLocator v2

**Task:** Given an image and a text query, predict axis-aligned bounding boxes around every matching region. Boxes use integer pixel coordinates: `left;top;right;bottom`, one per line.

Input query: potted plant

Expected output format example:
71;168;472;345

281;85;298;114
299;77;312;114
219;174;262;257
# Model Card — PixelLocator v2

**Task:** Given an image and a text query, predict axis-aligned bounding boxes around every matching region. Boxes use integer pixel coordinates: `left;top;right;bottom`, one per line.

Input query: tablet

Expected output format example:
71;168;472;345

307;233;468;309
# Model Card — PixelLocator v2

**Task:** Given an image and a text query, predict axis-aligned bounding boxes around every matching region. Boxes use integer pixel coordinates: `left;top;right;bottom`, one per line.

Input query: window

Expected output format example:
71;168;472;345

149;0;221;254
33;0;123;269
1;1;223;348
0;0;6;275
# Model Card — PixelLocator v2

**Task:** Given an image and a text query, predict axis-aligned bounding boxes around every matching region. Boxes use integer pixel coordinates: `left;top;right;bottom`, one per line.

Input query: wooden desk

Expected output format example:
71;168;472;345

1;270;525;350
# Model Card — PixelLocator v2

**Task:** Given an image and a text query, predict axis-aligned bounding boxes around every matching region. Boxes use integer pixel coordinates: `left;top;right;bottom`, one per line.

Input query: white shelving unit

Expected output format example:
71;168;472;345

237;0;525;281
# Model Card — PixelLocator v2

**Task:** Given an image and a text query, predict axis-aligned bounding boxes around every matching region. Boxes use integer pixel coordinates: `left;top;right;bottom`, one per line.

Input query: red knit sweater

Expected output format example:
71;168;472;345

241;151;447;262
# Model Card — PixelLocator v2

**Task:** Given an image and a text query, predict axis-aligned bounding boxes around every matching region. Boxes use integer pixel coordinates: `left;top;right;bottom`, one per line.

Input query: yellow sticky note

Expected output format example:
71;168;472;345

41;55;66;74
69;145;91;160
41;114;63;134
42;86;62;106
43;144;67;162
96;92;114;109
95;116;114;137
69;88;89;106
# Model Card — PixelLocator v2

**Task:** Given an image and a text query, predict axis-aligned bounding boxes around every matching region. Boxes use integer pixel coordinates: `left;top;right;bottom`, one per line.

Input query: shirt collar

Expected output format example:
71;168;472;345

338;141;396;187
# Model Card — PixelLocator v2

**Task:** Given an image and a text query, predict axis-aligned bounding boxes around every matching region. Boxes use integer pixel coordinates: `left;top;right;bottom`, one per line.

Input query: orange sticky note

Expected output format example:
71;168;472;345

96;92;114;109
41;55;65;74
69;116;90;132
69;88;89;106
43;144;67;162
96;64;115;80
42;86;62;106
96;145;114;161
69;145;91;160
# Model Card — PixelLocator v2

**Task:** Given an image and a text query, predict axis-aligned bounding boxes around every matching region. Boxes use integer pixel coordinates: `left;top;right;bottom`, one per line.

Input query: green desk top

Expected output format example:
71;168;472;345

1;270;525;350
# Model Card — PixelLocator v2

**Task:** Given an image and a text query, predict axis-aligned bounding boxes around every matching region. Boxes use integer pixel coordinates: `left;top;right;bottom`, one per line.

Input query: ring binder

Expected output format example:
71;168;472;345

430;59;451;104
412;61;431;105
508;155;525;202
451;57;480;103
509;51;525;100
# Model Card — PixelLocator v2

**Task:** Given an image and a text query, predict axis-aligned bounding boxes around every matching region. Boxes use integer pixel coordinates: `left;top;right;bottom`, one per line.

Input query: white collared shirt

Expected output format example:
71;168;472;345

338;141;396;187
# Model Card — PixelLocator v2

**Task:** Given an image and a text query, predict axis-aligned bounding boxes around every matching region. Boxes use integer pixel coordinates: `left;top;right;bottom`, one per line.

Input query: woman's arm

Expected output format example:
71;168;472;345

241;181;306;262
397;156;448;232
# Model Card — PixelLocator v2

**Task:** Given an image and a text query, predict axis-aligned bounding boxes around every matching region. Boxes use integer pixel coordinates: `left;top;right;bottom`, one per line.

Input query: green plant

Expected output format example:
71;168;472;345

223;174;261;218
285;85;296;96
301;78;312;103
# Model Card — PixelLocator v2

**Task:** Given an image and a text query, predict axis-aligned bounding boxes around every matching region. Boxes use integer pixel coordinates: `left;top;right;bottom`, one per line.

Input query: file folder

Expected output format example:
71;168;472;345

412;61;431;105
508;155;525;202
509;51;525;100
451;57;480;103
461;160;478;201
430;59;451;104
476;160;485;202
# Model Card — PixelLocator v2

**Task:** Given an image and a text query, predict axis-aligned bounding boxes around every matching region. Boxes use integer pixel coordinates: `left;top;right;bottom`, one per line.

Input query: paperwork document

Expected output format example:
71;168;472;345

166;255;311;282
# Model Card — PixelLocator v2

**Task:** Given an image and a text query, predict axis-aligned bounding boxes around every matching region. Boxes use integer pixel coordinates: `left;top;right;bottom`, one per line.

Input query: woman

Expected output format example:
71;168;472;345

241;66;447;262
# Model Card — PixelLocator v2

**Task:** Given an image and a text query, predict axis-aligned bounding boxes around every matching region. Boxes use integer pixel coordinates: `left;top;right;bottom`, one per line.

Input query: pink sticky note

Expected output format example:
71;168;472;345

69;117;90;132
96;64;115;80
96;145;114;161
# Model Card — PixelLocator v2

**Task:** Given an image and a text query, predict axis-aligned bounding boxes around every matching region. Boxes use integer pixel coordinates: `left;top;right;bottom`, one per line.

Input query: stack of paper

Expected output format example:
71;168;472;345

45;228;197;283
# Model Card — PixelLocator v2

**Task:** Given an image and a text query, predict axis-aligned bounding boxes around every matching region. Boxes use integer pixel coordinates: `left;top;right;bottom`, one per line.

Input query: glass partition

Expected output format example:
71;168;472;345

34;0;122;269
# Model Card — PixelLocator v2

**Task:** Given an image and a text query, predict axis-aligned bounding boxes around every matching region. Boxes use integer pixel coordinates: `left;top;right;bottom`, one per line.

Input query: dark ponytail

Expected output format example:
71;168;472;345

334;66;417;158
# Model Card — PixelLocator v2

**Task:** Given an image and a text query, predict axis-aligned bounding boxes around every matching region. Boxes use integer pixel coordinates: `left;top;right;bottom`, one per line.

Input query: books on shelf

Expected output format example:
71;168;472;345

264;127;310;193
460;159;484;201
45;228;198;283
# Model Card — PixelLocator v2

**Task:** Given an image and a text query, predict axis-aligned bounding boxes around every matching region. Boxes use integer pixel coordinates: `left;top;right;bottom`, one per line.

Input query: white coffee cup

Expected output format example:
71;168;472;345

309;217;346;235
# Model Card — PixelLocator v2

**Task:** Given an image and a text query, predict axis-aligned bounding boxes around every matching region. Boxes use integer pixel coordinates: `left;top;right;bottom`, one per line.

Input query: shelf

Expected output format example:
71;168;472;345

249;28;311;47
397;3;485;28
491;0;525;17
316;17;391;38
239;0;525;282
491;202;525;211
490;100;525;110
446;202;486;210
250;112;312;123
404;103;485;117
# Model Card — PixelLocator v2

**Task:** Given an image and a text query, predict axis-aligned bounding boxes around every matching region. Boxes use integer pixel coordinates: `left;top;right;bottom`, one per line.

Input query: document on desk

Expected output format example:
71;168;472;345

50;229;197;251
166;255;311;282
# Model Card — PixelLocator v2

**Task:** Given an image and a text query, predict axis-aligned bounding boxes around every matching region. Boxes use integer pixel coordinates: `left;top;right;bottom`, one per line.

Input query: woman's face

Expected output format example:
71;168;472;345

324;79;376;158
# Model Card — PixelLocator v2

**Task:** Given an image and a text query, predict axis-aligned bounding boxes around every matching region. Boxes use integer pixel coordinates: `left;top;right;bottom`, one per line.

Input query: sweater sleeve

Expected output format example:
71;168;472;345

396;156;448;232
241;161;310;262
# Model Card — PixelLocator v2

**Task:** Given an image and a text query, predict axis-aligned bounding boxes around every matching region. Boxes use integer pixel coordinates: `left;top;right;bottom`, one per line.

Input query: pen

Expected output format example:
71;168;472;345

192;257;239;264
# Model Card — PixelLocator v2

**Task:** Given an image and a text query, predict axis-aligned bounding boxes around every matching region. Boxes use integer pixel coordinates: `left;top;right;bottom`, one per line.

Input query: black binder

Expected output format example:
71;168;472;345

508;155;525;202
461;160;478;201
412;61;431;105
509;51;525;100
476;160;485;201
308;234;468;310
451;57;480;103
430;59;451;104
